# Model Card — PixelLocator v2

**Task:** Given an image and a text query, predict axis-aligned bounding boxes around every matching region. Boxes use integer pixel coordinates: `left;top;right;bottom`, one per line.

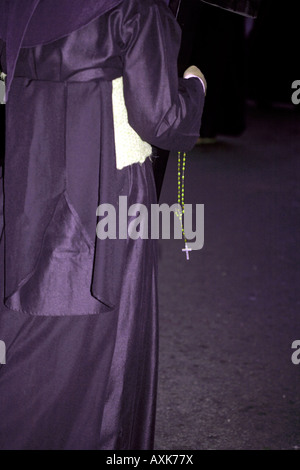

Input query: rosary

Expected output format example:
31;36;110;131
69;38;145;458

176;151;192;260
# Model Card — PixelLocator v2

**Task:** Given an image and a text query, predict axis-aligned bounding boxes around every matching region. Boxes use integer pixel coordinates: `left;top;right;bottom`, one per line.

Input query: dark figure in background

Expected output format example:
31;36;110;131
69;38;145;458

178;0;247;141
246;0;300;107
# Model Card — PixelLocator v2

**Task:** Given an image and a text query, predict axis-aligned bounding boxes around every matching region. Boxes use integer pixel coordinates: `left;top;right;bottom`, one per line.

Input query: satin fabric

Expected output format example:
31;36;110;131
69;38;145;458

0;0;204;449
0;0;123;100
0;161;159;449
1;0;204;316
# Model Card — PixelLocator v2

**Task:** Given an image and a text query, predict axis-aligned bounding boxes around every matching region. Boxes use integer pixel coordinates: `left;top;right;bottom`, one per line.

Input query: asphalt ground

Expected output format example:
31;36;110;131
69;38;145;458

154;103;300;450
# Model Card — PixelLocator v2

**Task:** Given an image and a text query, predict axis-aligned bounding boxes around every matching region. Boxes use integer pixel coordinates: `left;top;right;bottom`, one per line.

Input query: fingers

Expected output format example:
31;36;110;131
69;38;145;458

183;65;207;94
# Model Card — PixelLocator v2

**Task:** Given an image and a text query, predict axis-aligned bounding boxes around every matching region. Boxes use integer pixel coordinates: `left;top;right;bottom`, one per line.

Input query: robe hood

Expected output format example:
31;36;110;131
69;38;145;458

0;0;124;101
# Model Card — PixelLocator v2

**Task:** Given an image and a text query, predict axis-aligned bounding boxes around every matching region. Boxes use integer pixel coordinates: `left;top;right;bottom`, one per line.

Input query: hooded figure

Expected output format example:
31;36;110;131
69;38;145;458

175;0;261;142
0;0;205;450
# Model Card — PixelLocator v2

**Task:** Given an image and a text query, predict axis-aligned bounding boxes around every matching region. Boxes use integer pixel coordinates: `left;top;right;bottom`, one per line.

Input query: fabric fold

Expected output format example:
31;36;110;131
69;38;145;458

0;0;124;101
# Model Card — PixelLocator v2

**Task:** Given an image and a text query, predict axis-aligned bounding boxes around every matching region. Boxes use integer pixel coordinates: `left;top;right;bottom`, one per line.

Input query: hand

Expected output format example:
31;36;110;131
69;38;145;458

184;65;207;94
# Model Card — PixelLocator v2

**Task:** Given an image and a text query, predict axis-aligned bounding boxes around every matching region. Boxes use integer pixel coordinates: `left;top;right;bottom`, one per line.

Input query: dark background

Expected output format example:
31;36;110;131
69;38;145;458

154;0;300;450
0;0;299;450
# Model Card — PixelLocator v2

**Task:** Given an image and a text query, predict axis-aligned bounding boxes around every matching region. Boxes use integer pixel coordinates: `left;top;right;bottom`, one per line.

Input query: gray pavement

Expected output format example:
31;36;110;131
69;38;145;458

154;104;300;450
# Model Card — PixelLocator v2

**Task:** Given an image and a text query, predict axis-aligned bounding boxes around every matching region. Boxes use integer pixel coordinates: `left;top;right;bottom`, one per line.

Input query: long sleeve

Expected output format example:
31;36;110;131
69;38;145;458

121;0;205;151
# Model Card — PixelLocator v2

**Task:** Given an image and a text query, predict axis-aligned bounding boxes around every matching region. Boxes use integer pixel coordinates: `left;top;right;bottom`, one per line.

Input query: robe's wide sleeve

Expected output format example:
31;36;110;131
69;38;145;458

121;0;205;152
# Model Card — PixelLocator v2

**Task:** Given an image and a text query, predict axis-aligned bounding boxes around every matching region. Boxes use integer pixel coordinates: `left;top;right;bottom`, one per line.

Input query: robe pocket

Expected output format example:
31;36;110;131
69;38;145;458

5;191;107;316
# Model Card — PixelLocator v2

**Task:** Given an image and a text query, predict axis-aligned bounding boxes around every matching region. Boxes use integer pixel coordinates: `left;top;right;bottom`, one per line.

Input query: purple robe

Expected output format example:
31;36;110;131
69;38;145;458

0;0;204;449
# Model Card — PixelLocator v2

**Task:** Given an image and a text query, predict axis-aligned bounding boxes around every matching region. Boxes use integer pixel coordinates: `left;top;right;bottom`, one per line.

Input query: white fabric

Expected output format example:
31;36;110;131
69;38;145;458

112;77;152;170
0;80;5;105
